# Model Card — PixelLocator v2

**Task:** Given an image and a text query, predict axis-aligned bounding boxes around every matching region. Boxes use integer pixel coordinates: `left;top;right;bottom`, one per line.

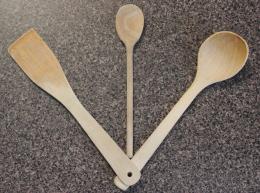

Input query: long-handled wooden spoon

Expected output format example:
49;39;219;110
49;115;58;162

116;4;144;158
8;28;141;186
114;31;249;190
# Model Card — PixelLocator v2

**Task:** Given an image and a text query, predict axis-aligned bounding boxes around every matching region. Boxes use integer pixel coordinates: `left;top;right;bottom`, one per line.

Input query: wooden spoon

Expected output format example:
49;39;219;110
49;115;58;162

114;31;249;190
116;4;144;158
8;28;141;186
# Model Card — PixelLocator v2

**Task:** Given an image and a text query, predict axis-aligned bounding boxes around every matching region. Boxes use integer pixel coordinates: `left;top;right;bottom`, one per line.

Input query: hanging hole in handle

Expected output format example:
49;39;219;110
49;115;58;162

127;172;132;177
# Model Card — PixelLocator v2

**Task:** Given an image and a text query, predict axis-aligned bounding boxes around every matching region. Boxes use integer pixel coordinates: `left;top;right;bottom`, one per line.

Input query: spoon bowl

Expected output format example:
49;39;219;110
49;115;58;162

196;31;249;84
116;4;144;46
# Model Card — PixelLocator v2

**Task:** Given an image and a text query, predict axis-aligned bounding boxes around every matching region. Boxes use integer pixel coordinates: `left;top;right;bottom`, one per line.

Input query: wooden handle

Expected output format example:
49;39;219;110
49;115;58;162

126;45;134;158
114;79;207;190
60;91;141;186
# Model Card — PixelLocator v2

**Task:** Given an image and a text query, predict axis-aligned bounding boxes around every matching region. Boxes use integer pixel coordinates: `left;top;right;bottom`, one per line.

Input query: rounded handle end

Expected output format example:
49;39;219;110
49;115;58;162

114;176;129;191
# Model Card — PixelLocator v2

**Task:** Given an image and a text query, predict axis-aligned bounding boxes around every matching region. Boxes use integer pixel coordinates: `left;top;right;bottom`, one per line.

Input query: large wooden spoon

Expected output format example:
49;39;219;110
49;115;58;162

8;28;141;186
114;31;249;190
116;4;144;158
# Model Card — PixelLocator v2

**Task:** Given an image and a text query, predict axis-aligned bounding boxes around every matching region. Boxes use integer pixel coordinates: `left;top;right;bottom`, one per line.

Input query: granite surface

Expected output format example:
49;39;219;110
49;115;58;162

0;0;259;192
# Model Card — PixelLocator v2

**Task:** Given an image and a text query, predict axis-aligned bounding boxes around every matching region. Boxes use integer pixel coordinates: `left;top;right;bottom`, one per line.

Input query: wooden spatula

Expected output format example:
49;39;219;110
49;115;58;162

8;28;141;186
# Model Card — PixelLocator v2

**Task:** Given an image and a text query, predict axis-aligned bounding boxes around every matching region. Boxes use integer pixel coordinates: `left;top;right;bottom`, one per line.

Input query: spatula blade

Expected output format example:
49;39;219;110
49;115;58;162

8;28;71;98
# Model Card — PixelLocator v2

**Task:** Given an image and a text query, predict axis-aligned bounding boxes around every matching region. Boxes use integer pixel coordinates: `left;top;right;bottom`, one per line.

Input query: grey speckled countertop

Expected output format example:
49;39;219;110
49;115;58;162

0;0;259;192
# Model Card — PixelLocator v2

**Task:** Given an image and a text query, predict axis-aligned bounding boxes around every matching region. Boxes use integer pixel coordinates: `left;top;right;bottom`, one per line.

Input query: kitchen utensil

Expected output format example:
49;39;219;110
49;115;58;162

116;4;144;158
114;31;249;190
8;28;141;186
